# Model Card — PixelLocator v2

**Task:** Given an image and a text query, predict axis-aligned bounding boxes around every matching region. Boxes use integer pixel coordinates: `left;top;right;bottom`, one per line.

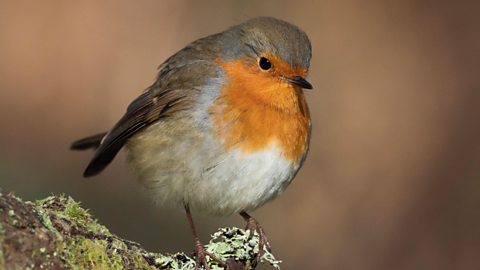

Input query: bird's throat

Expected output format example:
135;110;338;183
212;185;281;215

210;58;311;163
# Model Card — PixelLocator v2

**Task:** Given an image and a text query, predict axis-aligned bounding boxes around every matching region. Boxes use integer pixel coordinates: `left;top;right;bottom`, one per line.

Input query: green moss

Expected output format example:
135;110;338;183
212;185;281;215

60;237;159;270
63;198;90;220
35;195;110;237
2;193;281;269
34;196;62;233
36;211;56;233
63;238;123;270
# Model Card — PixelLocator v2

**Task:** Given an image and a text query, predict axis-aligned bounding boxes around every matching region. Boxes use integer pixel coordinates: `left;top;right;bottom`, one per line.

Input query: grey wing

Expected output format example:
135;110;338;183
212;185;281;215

83;88;189;177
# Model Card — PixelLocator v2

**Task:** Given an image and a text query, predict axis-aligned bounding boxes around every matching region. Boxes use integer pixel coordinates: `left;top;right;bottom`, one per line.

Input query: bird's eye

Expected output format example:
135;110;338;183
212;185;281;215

258;57;272;71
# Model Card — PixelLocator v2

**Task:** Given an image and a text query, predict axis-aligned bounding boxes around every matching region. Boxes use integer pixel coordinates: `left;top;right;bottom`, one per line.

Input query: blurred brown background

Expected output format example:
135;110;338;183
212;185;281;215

1;1;479;269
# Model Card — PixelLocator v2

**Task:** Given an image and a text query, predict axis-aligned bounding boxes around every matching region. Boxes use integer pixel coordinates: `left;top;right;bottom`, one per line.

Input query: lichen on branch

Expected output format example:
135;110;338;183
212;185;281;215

0;192;280;270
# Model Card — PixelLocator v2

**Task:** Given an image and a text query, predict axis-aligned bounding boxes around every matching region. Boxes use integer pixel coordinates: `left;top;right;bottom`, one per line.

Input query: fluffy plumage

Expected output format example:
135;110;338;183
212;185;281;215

72;16;312;215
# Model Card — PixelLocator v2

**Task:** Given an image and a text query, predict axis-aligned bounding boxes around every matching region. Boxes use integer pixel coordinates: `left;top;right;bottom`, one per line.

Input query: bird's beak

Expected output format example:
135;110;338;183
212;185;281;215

286;76;313;90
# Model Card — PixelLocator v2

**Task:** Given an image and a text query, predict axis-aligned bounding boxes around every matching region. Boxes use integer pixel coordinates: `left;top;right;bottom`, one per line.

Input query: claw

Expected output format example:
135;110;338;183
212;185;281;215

193;240;210;270
193;239;227;270
240;211;272;261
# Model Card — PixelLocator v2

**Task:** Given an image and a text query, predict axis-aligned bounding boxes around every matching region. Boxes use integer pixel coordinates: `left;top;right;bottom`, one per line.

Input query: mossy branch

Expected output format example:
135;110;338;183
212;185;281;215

0;192;281;270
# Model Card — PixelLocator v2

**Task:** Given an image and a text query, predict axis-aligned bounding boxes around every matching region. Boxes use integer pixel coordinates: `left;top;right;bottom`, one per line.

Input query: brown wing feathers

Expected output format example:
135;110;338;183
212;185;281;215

72;89;188;177
71;39;217;177
70;132;107;150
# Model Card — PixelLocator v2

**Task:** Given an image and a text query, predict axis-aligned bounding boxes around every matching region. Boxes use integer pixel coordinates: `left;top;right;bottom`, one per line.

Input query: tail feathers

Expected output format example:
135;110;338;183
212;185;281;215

70;132;107;150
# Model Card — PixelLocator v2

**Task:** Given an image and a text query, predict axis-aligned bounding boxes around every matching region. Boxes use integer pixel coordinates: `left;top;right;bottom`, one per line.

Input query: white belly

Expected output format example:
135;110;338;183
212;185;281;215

125;121;299;216
188;146;297;215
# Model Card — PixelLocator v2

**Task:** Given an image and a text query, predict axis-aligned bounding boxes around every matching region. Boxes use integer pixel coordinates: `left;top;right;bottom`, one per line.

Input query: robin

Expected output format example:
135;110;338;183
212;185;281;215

71;16;313;269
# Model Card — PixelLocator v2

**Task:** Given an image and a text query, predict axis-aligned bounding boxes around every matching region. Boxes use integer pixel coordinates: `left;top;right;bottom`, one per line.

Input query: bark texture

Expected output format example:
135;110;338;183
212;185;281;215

0;192;280;270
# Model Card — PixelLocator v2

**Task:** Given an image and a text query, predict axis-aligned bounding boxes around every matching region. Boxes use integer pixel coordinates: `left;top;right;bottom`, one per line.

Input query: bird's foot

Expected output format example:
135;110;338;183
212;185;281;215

193;239;226;270
241;212;272;259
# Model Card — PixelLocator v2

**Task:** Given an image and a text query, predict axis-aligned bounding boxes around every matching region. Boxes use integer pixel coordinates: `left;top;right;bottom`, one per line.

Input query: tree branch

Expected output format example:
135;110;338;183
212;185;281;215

0;192;281;270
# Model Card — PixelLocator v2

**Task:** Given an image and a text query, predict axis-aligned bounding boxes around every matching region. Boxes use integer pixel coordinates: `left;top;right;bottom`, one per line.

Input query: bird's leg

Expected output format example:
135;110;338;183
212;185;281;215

184;203;225;270
240;211;272;257
184;203;210;270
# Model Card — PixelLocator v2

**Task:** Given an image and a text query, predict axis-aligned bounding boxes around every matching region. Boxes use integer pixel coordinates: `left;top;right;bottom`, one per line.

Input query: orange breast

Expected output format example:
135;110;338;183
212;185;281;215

210;58;310;163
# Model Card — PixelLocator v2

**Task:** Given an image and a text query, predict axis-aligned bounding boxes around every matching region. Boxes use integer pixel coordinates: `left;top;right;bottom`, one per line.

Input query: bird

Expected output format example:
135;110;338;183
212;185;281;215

71;16;313;269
